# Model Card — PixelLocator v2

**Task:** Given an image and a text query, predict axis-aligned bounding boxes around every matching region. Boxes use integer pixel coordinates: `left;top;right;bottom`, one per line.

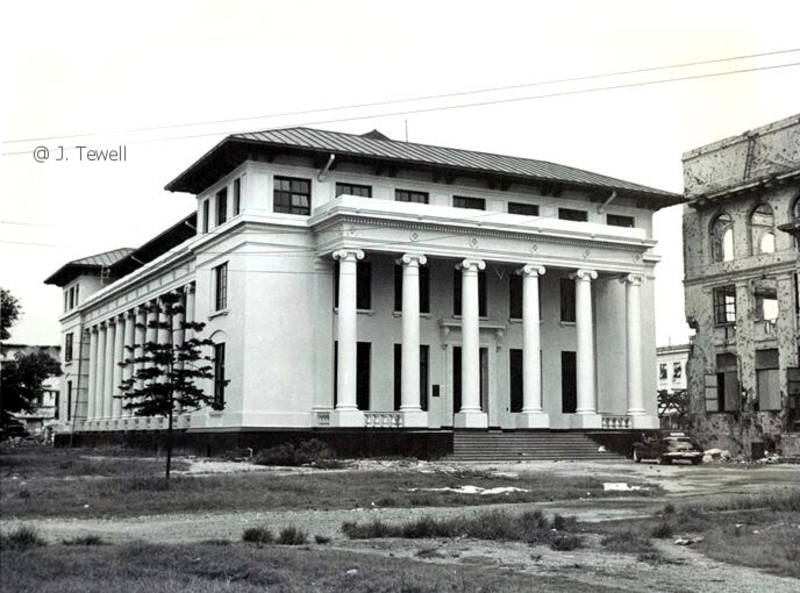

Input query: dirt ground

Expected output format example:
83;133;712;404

4;457;799;592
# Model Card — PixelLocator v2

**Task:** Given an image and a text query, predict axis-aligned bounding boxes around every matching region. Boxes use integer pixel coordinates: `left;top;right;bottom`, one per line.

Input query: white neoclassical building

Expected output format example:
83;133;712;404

46;128;681;454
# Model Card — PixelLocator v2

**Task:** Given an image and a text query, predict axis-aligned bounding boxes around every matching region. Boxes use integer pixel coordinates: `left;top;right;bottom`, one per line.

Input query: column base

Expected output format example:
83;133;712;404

332;408;365;427
516;412;550;429
629;414;659;429
454;411;488;429
569;413;602;429
401;410;429;428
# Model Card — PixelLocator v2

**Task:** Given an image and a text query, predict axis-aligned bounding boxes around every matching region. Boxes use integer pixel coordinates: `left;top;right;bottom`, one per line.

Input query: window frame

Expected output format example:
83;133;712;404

216;187;228;226
395;189;429;204
508;202;539;216
233;177;241;216
274;176;312;216
559;278;576;323
713;285;736;325
558;208;588;222
335;182;372;198
453;196;486;210
202;199;210;233
65;332;73;362
213;343;226;409
213;262;228;311
607;214;635;228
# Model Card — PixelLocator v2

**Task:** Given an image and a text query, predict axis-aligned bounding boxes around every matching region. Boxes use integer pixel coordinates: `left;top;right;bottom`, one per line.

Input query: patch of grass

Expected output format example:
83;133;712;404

649;520;673;539
253;439;339;467
242;527;273;544
62;534;105;546
0;526;46;551
599;530;670;564
549;534;582;551
276;525;307;545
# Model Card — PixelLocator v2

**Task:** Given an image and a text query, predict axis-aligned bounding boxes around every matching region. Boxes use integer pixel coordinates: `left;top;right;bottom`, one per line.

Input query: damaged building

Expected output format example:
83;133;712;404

682;113;800;457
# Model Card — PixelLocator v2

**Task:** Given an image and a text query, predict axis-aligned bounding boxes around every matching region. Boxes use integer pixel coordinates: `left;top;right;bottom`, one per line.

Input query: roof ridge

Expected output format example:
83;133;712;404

70;246;135;265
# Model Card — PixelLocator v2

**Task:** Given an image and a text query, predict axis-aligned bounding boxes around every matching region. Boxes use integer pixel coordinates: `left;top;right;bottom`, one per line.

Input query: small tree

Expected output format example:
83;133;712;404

118;291;226;483
1;351;62;429
1;288;22;341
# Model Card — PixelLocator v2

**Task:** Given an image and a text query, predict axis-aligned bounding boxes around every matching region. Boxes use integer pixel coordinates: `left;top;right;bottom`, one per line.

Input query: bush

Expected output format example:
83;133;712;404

650;520;673;539
254;439;337;467
277;526;308;545
62;535;104;546
242;527;273;544
314;534;331;544
551;514;577;531
0;526;46;551
550;534;583;551
662;503;676;515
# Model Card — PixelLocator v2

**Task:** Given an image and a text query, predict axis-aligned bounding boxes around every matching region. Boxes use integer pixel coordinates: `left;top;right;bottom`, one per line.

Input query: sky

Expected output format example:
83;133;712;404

2;0;799;347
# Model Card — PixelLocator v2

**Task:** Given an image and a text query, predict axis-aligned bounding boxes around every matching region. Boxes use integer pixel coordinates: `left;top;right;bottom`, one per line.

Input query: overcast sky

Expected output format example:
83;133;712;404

2;0;799;347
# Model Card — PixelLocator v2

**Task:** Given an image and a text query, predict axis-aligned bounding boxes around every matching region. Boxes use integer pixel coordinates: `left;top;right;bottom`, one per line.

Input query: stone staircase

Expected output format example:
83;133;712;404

449;430;626;462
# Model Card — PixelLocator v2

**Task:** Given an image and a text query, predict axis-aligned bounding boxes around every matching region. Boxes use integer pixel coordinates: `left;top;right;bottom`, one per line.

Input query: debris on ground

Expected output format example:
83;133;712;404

674;536;704;546
602;483;648;492
405;486;530;495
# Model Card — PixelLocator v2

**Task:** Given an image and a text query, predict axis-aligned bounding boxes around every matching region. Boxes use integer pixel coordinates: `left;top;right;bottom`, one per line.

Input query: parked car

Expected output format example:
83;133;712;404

632;432;704;465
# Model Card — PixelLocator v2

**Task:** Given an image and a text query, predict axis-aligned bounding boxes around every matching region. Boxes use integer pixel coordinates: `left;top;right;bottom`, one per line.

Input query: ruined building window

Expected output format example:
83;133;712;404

673;362;682;380
754;289;778;322
659;363;668;380
750;202;775;255
713;285;736;324
711;212;734;262
715;353;740;412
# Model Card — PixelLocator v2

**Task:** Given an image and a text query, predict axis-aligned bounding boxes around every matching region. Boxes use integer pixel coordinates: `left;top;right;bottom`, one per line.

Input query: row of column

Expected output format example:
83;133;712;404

84;285;195;422
331;249;645;428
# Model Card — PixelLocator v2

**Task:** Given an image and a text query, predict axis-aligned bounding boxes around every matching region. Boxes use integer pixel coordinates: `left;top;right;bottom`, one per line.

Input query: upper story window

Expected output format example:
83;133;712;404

711;212;734;262
559;278;576;322
713;285;736;324
453;269;487;317
659;363;668;380
274;176;312;215
213;343;226;409
453;196;485;210
202;200;210;233
336;182;372;198
334;261;372;310
394;265;430;314
607;214;635;228
214;262;228;311
673;362;682;380
64;284;79;312
216;187;228;226
755;288;778;322
750;202;775;255
559;208;588;222
396;189;429;204
508;202;539;216
233;178;241;216
65;332;73;362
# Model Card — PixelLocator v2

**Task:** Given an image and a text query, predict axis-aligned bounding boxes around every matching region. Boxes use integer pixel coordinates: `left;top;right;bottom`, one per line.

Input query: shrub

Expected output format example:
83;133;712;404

254;439;337;467
551;514;577;531
650;520;673;539
0;526;46;551
663;503;676;515
520;509;549;530
550;534;583;551
342;519;400;539
277;526;308;545
314;534;331;545
242;527;273;544
601;531;651;554
62;535;104;546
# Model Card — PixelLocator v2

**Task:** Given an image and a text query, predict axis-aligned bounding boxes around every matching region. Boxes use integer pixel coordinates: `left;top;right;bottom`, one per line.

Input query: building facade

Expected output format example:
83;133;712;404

682;114;800;456
0;343;61;435
656;343;690;394
46;128;681;452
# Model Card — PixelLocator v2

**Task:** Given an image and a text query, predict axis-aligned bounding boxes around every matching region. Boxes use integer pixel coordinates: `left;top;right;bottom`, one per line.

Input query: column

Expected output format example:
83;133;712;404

399;253;428;427
455;258;488;428
573;269;601;428
624;274;648;424
112;314;125;418
332;249;365;426
172;291;186;416
517;264;549;428
184;283;196;342
123;310;136;416
86;326;98;421
103;319;116;419
94;323;107;422
134;306;147;391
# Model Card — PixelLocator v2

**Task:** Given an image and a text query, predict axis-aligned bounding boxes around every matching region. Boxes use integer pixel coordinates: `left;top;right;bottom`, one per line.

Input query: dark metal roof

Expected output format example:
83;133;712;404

165;127;683;206
111;212;197;277
44;248;134;286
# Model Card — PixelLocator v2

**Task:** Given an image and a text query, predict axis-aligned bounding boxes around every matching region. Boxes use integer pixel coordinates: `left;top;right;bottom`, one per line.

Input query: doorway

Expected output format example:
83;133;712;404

453;346;488;417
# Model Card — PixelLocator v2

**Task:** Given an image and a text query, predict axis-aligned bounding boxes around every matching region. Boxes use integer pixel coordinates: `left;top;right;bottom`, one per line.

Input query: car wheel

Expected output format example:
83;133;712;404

658;455;671;466
633;448;642;463
691;457;702;465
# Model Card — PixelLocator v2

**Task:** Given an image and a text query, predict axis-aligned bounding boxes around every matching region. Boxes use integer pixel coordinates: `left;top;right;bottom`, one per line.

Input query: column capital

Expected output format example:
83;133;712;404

332;248;365;263
184;282;195;295
458;258;486;272
397;253;427;267
518;264;546;277
621;273;645;287
90;325;100;334
571;269;598;281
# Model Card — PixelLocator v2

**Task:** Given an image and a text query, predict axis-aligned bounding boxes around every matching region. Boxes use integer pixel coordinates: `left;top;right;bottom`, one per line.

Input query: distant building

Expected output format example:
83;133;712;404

0;343;61;435
682;114;800;456
656;343;690;394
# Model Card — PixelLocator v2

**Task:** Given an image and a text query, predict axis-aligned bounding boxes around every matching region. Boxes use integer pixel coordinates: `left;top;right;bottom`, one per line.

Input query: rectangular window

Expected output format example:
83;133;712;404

64;291;68;313
453;196;485;210
560;278;576;322
510;349;523;413
68;287;74;310
274;176;312;215
509;274;522;320
337;342;372;411
755;289;778;322
716;353;739;412
659;363;668;380
54;390;60;420
216;187;228;226
66;381;72;421
453;269;487;317
558;208;588;222
214;263;228;311
393;344;430;411
508;202;539;216
336;182;372;198
334;261;372;310
233;178;241;216
202;200;210;233
607;214;635;228
673;362;682;380
561;351;577;413
213;343;226;408
394;265;430;314
65;332;73;362
713;285;736;324
395;189;429;204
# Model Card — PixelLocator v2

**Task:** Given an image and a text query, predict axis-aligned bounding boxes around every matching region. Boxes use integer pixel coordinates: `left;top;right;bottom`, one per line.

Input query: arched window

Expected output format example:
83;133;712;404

750;202;775;255
711;212;734;262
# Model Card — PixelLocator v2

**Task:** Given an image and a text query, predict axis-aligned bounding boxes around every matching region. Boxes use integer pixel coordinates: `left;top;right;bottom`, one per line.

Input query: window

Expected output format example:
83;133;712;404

393;344;430;411
558;208;588;222
334;261;372;310
715;353;740;412
274;176;312;215
214;263;228;311
453;269;487;317
659;363;668;380
509;274;522;320
756;349;781;411
213;343;226;409
64;291;68;313
508;202;539;216
233;178;241;216
394;265;430;314
216;187;228;226
202;199;210;233
607;214;635;228
755;289;778;322
673;362;682;380
65;333;73;362
75;284;79;306
65;381;72;421
560;278;576;322
713;285;736;324
336;182;372;198
395;189;429;204
453;196;485;210
750;203;775;255
711;212;733;262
